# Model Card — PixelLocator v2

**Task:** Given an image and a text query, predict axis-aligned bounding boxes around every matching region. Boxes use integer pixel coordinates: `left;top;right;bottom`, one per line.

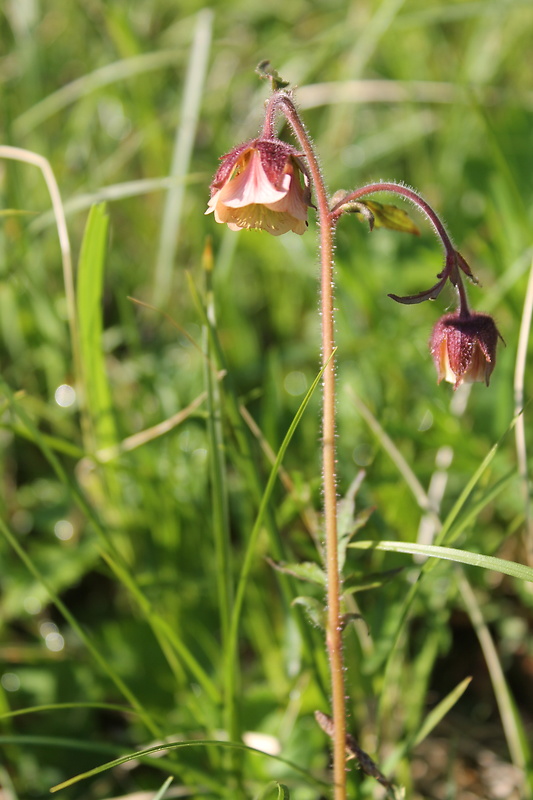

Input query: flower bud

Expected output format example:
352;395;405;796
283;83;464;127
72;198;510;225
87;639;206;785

206;137;312;236
430;312;502;389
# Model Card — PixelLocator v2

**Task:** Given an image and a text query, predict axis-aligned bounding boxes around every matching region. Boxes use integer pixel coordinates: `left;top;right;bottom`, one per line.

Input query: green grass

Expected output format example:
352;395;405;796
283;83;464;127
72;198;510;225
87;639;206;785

1;1;533;798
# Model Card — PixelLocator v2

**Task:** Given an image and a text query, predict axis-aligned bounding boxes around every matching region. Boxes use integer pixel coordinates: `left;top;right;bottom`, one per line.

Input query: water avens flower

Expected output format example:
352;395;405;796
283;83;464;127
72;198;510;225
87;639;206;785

206;137;312;235
207;67;504;800
430;311;502;389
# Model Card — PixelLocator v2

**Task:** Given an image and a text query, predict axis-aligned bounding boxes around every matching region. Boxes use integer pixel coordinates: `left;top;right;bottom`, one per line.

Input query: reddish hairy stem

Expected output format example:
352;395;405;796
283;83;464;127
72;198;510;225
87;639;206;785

456;267;471;318
265;91;347;800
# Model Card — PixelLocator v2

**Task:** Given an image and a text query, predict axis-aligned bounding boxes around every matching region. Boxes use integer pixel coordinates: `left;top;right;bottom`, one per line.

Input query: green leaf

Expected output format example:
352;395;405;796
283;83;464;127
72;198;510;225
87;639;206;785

336;472;370;572
268;559;326;587
292;596;326;629
256;60;290;89
277;784;291;800
349;541;533;583
349;200;420;236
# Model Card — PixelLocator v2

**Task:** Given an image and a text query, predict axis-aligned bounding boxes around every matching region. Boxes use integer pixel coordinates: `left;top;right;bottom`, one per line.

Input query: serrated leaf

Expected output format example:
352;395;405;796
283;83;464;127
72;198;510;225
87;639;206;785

356;200;420;236
267;558;326;586
292;596;326;629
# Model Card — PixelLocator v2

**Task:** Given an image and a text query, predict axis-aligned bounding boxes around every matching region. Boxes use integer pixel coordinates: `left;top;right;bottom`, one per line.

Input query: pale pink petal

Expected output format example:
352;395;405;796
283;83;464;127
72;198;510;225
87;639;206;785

264;173;309;221
222;204;297;235
220;151;288;208
205;191;220;215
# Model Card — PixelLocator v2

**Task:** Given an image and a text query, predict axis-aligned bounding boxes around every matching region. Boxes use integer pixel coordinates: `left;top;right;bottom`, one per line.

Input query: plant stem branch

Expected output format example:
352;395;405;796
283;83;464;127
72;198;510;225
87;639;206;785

331;180;473;316
331;181;455;255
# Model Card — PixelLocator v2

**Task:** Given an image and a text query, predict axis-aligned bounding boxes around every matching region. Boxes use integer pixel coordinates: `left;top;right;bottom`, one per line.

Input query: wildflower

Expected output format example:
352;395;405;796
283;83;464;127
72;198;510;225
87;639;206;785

430;312;502;389
206;138;312;235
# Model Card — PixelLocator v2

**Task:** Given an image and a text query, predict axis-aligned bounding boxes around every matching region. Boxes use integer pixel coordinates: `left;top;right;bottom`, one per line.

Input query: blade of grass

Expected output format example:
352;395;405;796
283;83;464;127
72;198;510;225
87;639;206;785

50;738;328;794
30;175;203;233
153;776;174;800
443;470;516;546
153;9;213;306
202;242;236;754
0;702;141;720
384;676;472;772
239;402;320;543
513;254;533;562
349;540;533;582
349;389;438;517
5;424;86;459
411;676;472;749
346;0;407;78
434;438;502;547
95;382;220;462
0;146;79;397
203;243;232;650
13;50;189;136
0;736;214;789
76;203;117;452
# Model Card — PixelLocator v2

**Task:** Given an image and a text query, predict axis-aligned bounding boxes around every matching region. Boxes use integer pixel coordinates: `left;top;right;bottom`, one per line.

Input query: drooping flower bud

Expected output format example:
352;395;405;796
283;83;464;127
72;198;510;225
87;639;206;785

430;312;502;390
206;137;312;236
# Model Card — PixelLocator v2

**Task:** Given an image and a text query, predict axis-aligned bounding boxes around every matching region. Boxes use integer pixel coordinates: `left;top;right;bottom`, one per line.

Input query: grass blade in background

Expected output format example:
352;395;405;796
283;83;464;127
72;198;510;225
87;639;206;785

153;9;213;306
76;203;117;452
50;738;326;794
349;540;533;583
202;241;238;757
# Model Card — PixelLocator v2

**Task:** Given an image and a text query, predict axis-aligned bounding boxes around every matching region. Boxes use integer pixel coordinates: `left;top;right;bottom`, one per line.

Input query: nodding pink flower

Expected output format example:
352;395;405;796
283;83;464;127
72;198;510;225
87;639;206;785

430;312;502;390
206;138;313;236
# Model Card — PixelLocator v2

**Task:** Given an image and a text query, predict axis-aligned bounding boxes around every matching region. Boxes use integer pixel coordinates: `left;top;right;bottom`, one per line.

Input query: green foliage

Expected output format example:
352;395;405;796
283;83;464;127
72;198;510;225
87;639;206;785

1;1;533;799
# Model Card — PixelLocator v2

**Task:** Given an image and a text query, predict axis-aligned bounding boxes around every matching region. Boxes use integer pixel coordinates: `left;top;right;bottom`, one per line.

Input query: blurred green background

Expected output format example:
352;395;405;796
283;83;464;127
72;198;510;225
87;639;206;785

1;1;533;798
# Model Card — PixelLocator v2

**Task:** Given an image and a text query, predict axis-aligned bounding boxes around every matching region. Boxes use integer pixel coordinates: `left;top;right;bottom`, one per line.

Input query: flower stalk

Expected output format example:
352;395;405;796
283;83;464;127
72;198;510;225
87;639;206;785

259;89;347;800
287;101;345;800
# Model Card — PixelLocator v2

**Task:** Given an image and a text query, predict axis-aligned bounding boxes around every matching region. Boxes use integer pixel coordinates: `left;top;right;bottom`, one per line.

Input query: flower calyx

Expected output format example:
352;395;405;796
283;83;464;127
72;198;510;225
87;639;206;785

389;249;478;306
206;137;313;236
430;311;503;390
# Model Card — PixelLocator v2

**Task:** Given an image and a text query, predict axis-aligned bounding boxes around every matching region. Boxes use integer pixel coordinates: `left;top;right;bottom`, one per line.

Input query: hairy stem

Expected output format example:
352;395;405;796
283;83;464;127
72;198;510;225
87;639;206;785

331;180;472;317
266;92;347;800
331;181;455;254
